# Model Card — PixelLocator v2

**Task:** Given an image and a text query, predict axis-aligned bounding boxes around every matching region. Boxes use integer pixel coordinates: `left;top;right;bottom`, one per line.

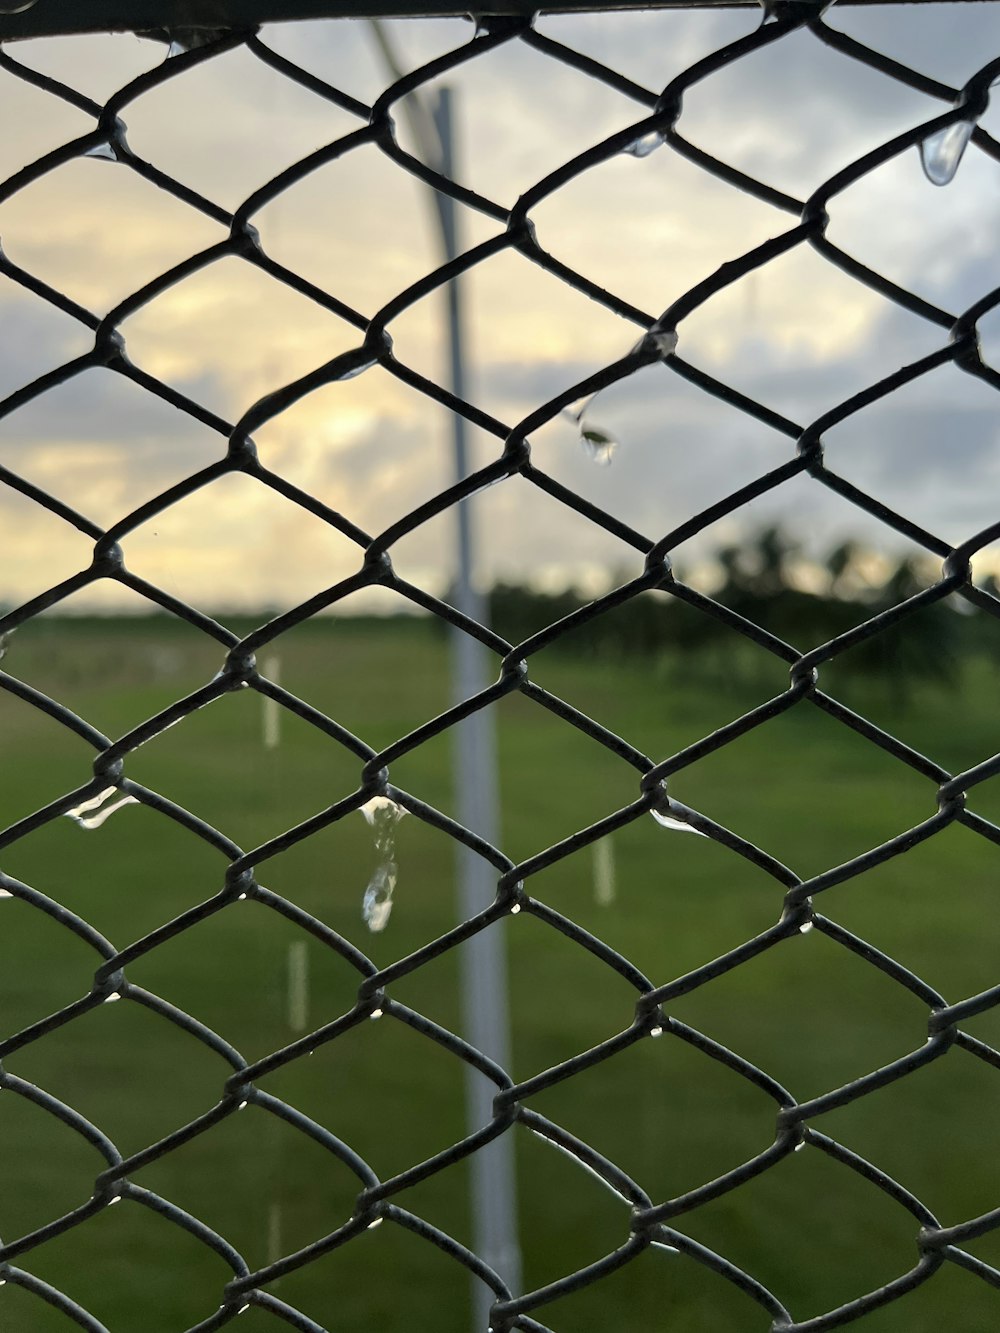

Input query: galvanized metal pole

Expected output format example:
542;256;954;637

433;87;522;1329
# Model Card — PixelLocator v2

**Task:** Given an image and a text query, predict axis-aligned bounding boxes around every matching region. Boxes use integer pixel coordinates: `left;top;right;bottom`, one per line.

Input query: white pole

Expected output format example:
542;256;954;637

433;86;522;1328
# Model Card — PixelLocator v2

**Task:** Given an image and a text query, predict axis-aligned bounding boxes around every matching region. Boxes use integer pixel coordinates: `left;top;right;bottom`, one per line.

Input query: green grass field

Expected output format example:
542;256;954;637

1;616;998;1331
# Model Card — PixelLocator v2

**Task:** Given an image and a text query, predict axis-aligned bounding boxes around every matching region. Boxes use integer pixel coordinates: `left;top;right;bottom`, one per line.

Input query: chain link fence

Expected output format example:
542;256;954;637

1;3;999;1330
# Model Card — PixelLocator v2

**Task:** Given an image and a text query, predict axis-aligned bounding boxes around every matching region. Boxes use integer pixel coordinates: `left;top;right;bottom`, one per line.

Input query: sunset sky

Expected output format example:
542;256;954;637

1;3;999;616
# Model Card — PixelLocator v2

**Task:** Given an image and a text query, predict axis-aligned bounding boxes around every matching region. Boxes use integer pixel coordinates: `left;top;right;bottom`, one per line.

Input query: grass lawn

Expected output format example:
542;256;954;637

0;615;998;1331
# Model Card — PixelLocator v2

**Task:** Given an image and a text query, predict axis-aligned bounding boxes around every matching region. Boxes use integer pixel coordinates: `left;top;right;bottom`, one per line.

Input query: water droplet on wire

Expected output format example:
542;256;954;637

66;788;140;831
164;26;228;58
623;129;663;159
84;140;121;163
360;797;407;932
338;354;378;382
646;329;678;359
651;808;707;837
799;921;814;934
920;119;974;186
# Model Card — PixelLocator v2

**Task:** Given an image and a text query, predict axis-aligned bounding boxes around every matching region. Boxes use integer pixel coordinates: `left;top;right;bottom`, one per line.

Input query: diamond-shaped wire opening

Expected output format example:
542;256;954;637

120;471;365;621
664;687;942;879
257;1009;469;1184
0;485;93;607
6;993;232;1158
133;1099;366;1274
0;366;227;531
0;288;94;402
675;1140;923;1321
126;902;365;1063
124;40;365;213
514;1116;637;1292
523;821;787;996
0;60;95;182
10;1187;239;1332
0;1078;111;1242
678;23;939;199
821;361;1000;547
119;255;363;419
667;924;933;1102
119;686;367;849
253;365;454;536
388;243;634;422
525;1020;780;1205
0;889;104;1042
827;822;1000;1003
531;140;783;320
822;1040;1000;1229
395;32;651;208
267;1203;480;1332
257;142;453;315
1;795;231;947
0;155;227;313
533;1233;777;1332
261;13;471;107
7;30;163;104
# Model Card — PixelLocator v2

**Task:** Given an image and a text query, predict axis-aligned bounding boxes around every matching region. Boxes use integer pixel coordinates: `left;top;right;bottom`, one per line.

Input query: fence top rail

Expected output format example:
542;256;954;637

0;0;989;42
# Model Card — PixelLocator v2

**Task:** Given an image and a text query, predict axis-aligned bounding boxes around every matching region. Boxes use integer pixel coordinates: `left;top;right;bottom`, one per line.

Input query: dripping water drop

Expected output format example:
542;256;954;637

370;1007;384;1020
799;921;814;935
367;1217;384;1230
579;422;618;467
360;798;406;932
510;903;521;915
649;1025;664;1039
104;993;122;1004
363;862;397;932
794;1140;807;1152
238;1100;249;1111
920;119;974;186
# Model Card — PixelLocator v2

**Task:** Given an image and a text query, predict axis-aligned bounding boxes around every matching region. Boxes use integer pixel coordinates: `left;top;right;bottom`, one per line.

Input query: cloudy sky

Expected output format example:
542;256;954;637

1;3;999;615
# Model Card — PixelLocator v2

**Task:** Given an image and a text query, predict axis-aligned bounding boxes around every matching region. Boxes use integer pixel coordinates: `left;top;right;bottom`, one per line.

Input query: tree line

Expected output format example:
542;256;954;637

484;528;999;695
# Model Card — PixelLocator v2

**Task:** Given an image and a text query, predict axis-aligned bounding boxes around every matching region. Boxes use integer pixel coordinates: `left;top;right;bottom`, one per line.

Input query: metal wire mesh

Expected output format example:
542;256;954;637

1;6;1000;1331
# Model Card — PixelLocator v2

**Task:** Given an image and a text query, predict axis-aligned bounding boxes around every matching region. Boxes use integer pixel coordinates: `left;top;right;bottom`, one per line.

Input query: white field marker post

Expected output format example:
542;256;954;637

593;836;616;907
287;939;309;1034
263;654;281;750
